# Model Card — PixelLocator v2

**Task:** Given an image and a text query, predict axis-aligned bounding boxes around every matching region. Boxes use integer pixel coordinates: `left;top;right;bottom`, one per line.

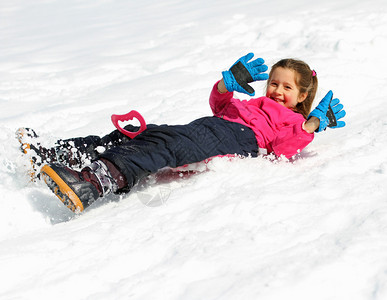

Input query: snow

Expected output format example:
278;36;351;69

1;0;387;299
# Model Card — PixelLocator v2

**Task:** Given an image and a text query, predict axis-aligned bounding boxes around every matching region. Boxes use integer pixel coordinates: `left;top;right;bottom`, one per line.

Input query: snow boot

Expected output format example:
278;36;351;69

40;160;119;213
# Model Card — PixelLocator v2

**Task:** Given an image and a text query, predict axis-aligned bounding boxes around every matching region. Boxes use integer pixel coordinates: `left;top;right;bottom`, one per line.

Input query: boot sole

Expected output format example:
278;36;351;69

40;165;85;213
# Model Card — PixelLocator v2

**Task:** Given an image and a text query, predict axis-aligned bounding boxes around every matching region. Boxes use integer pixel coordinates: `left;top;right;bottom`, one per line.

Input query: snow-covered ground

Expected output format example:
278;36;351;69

1;0;387;299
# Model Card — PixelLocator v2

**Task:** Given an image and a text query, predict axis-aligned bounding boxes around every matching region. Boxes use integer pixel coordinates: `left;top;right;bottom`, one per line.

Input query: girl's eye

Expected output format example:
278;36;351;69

270;82;278;87
285;85;292;90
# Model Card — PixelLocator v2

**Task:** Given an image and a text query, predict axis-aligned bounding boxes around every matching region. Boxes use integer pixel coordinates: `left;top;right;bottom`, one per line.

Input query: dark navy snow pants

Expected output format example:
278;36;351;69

97;117;258;190
58;117;258;191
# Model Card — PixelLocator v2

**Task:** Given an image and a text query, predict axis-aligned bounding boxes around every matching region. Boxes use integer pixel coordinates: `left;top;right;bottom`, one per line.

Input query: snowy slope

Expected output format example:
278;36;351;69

1;0;387;299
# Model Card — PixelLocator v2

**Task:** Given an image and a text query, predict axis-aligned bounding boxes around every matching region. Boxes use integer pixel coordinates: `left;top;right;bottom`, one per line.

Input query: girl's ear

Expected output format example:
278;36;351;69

298;92;308;103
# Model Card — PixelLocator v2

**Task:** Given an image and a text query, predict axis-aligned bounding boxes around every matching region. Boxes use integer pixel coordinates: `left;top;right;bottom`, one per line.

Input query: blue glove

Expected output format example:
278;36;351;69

222;53;269;96
308;90;346;132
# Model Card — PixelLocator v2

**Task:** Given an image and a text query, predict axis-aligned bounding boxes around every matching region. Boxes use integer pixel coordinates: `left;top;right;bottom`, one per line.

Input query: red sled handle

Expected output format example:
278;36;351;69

111;110;147;138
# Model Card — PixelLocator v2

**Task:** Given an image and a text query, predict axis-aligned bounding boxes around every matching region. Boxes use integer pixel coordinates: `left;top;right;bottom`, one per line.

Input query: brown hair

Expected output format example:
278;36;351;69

267;58;318;118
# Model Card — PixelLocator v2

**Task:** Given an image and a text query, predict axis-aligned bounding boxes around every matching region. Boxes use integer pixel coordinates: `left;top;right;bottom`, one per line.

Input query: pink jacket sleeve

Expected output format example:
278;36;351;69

209;80;234;115
270;122;314;158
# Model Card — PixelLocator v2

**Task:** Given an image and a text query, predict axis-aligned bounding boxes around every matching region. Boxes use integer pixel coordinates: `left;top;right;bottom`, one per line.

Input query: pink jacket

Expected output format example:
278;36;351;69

209;81;314;158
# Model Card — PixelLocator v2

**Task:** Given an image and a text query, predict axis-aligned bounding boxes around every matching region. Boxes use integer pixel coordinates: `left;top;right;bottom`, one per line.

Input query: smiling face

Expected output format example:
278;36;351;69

266;67;307;109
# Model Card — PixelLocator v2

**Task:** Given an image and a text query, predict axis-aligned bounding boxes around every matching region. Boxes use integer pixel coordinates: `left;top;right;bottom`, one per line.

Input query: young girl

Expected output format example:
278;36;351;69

20;53;346;212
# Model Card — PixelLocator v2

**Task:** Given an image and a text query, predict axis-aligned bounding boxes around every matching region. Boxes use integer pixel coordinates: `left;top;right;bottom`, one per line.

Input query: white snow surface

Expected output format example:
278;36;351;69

1;0;387;299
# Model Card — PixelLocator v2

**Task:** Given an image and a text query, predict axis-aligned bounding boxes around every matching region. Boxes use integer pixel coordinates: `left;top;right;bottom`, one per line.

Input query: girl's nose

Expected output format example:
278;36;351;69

273;86;283;95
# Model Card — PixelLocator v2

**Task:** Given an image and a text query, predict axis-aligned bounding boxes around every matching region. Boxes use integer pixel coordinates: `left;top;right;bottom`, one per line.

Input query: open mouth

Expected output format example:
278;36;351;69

271;97;284;104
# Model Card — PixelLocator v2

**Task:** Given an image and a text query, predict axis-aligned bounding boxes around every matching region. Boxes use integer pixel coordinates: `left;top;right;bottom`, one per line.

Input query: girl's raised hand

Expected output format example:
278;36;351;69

308;90;346;132
222;53;269;96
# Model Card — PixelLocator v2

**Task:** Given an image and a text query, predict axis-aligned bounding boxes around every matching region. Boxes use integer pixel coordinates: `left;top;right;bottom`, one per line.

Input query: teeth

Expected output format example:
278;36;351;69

269;97;283;102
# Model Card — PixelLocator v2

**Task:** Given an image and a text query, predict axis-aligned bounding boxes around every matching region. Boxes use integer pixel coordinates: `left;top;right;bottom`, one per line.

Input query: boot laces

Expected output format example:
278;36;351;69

89;160;118;196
